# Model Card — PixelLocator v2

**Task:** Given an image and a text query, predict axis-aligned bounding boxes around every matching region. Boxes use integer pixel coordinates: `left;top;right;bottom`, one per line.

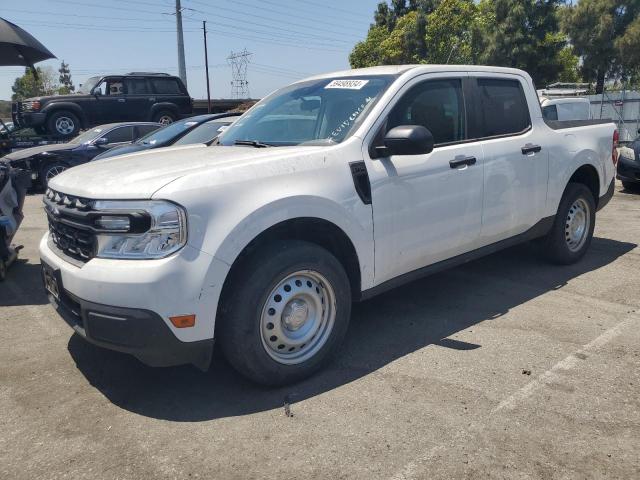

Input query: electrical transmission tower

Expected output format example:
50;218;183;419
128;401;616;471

227;49;252;99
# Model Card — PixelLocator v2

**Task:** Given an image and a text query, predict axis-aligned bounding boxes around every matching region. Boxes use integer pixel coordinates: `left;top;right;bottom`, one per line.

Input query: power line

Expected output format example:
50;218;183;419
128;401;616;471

295;0;365;18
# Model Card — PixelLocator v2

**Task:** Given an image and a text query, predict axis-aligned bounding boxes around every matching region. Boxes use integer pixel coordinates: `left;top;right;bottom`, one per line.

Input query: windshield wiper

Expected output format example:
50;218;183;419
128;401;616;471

234;139;271;148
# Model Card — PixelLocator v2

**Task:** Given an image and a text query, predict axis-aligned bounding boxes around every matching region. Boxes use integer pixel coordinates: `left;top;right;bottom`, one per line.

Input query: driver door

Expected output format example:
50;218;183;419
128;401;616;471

363;73;485;285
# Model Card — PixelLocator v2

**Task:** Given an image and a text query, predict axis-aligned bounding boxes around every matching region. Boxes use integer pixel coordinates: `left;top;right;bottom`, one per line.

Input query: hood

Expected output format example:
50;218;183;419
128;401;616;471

23;93;91;103
93;143;148;161
49;144;326;199
4;142;76;162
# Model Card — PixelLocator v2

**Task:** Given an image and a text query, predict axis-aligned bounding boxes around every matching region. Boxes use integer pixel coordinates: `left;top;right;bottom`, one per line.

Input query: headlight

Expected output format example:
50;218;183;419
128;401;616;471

92;200;187;259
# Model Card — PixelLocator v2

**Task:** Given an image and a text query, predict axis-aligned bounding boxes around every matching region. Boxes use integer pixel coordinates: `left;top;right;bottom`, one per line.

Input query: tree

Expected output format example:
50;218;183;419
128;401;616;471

563;0;640;93
474;0;568;87
425;0;477;64
11;67;58;101
58;60;75;95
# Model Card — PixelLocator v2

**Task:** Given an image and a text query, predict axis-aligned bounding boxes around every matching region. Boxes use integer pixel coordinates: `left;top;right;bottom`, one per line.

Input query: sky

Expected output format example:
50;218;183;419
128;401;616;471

0;0;379;101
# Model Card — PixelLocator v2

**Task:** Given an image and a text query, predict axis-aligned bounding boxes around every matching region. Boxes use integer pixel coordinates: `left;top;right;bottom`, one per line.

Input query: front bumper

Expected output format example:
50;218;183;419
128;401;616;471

39;233;230;369
617;155;640;184
13;112;46;128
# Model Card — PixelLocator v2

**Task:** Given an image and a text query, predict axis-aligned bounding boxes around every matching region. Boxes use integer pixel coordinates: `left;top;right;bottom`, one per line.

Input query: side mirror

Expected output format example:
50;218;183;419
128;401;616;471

381;125;434;156
92;88;102;96
94;137;108;146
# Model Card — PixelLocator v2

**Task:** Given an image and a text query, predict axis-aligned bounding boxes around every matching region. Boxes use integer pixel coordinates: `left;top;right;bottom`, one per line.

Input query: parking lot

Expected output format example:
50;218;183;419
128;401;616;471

1;183;639;479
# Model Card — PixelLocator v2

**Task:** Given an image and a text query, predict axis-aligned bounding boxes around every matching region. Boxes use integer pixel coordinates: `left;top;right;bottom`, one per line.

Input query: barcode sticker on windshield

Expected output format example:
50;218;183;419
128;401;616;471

325;79;369;90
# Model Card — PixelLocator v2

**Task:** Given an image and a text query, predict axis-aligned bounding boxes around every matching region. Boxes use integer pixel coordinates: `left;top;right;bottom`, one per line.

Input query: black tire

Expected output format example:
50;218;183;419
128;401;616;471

40;162;68;187
46;110;80;137
152;110;176;125
539;183;596;265
217;240;352;386
622;181;639;192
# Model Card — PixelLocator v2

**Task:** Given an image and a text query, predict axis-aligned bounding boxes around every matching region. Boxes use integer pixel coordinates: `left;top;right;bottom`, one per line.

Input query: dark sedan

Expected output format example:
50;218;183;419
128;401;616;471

2;122;160;187
92;113;240;161
617;132;640;190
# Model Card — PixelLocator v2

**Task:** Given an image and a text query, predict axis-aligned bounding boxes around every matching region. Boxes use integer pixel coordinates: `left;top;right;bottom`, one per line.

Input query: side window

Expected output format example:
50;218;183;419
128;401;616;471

542;105;558;121
126;78;151;95
135;125;160;139
151;78;182;94
105;78;123;96
103;126;133;144
477;78;531;137
387;78;465;145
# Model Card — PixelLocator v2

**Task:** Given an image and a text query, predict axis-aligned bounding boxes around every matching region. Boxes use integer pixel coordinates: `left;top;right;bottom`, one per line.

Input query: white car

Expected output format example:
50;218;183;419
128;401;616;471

40;65;617;385
540;96;592;121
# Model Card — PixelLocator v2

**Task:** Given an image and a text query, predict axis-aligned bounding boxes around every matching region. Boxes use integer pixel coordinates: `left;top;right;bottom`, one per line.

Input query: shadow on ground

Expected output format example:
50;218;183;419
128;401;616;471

0;260;49;306
61;237;636;422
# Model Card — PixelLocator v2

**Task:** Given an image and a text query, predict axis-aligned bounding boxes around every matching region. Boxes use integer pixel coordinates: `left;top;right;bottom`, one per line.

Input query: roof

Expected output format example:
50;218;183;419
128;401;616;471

302;64;531;82
89;122;160;130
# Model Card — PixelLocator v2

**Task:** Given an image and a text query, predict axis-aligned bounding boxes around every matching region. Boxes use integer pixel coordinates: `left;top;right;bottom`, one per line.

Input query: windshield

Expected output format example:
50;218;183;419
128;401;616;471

71;127;108;144
173;120;233;146
136;120;201;146
217;75;395;147
77;76;101;94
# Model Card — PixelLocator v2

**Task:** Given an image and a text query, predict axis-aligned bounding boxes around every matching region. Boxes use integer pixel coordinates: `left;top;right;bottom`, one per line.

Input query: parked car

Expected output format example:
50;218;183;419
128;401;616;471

12;73;191;138
40;65;616;385
2;122;160;186
540;96;592;121
93;113;240;161
617;129;640;190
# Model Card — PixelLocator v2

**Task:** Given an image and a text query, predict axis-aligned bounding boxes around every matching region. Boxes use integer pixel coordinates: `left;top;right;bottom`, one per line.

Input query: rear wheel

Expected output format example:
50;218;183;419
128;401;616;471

40;162;68;187
47;110;80;137
152;110;176;125
218;240;351;386
539;183;595;264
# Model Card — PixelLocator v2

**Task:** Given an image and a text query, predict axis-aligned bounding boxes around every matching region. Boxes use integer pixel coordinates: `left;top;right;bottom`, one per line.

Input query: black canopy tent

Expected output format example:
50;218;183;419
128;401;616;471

0;17;55;69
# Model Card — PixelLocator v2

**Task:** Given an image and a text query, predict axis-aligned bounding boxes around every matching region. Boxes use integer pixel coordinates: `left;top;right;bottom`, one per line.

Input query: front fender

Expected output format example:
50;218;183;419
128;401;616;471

41;102;87;126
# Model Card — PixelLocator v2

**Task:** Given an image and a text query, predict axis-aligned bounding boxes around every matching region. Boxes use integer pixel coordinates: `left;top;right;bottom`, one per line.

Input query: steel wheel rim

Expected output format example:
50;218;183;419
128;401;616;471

46;165;66;180
565;197;590;252
158;115;173;125
260;270;336;365
55;117;75;135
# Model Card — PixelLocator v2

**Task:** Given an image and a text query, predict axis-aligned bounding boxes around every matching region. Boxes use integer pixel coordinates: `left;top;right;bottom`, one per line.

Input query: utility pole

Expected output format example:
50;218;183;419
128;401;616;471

176;0;187;88
203;21;211;113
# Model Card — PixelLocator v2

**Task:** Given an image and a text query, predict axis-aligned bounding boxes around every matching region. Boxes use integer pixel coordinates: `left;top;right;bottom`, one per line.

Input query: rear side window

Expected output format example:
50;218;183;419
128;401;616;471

103;126;134;144
542;105;558;121
126;78;151;95
151;78;182;94
135;124;159;139
477;78;530;137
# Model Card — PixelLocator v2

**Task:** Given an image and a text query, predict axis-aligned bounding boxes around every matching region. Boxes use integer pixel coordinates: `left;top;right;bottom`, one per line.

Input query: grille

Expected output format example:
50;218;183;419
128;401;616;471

44;189;96;263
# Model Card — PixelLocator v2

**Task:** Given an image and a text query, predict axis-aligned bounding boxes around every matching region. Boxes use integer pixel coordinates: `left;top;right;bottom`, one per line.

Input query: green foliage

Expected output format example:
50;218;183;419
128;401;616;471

425;0;477;64
58;60;75;95
11;67;58;101
474;0;567;87
564;0;640;93
350;0;588;86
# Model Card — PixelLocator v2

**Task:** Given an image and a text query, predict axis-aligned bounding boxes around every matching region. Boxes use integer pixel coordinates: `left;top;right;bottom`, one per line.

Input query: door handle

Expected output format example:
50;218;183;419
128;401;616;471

449;156;476;169
521;144;542;155
117;98;126;103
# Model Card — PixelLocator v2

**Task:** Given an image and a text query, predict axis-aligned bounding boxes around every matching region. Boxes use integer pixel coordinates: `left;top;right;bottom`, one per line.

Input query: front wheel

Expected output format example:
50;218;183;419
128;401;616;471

539;183;596;264
46;110;80;137
218;240;352;386
40;162;68;187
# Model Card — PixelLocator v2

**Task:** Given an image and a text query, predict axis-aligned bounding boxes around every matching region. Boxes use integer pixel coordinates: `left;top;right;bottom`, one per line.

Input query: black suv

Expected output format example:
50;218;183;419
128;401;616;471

12;73;192;138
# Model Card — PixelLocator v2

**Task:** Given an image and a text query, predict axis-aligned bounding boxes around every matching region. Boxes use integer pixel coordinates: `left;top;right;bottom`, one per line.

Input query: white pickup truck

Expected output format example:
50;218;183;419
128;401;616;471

40;65;617;385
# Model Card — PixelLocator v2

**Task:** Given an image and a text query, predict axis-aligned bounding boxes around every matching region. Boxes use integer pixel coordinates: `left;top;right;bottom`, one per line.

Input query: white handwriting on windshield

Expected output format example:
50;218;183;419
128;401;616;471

330;97;373;138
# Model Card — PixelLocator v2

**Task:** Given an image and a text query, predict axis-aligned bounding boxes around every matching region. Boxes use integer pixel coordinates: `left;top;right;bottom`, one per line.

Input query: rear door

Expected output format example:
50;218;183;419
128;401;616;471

471;74;548;244
149;77;189;116
364;73;485;285
124;78;154;121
